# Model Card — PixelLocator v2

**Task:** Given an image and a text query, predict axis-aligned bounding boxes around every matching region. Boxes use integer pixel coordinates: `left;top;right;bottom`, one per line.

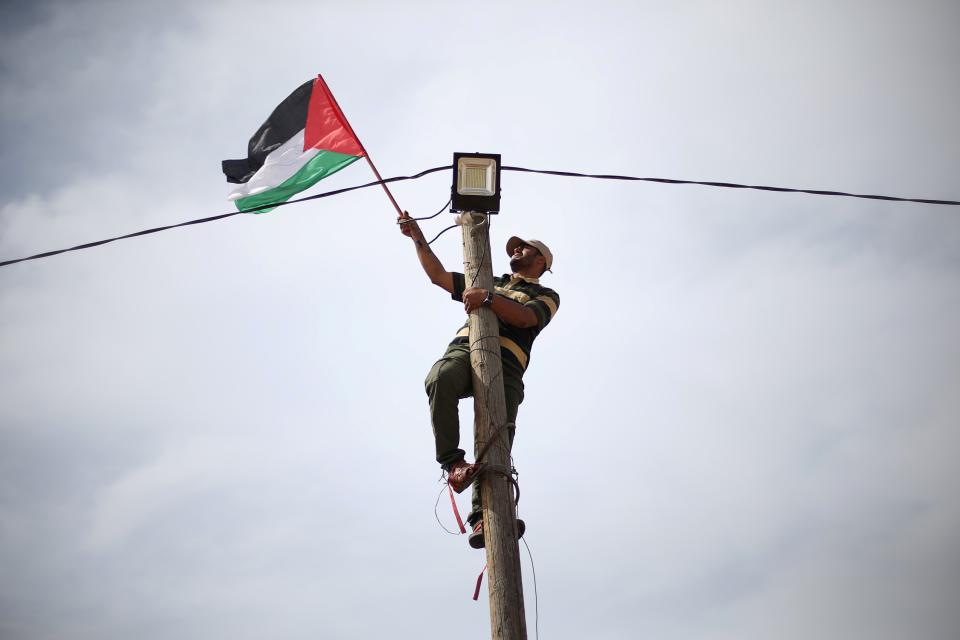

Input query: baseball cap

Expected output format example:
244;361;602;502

506;236;553;272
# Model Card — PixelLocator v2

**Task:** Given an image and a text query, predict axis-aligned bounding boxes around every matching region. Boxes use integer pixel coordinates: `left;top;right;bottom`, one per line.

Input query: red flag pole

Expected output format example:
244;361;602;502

316;74;404;217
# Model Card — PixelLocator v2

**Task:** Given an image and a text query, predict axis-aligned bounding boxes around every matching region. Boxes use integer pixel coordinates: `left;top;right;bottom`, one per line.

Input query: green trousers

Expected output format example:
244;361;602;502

424;344;524;524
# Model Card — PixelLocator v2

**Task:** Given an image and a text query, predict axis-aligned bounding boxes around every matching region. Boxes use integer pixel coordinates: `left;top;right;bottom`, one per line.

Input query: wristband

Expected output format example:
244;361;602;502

482;290;493;306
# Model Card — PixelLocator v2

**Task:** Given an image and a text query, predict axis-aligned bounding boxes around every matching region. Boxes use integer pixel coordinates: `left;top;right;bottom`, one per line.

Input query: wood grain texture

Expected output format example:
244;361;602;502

461;213;527;640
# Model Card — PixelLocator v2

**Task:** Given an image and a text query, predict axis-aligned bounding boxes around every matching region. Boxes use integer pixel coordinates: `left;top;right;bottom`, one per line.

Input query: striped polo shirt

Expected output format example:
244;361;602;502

450;272;560;375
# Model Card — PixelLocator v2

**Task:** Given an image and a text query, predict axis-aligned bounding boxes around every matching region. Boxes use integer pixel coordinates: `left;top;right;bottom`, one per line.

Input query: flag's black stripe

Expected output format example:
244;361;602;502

221;78;314;184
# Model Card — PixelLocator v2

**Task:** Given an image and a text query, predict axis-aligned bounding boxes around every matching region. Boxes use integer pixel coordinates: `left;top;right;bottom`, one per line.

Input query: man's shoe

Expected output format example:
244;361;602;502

468;519;526;549
447;460;482;494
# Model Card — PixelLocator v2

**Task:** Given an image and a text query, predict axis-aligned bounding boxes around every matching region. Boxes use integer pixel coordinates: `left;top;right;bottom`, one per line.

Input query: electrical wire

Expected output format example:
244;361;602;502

0;165;451;268
502;165;960;206
522;537;540;640
426;224;459;246
401;197;450;223
397;197;456;245
3;163;957;269
433;482;463;536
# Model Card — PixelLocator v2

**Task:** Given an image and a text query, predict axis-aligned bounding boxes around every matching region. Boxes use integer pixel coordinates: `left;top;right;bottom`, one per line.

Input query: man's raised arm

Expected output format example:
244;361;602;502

398;212;454;294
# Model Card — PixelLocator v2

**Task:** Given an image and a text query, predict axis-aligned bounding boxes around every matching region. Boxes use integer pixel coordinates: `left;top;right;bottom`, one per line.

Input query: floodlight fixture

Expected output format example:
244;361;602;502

451;152;501;214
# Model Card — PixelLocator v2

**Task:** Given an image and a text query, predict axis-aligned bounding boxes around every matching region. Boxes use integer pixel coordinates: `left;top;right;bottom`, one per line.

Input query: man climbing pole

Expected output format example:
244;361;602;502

398;212;560;548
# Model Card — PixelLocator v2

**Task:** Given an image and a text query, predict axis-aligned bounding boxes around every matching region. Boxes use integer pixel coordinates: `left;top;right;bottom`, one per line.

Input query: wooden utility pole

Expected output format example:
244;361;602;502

460;212;527;640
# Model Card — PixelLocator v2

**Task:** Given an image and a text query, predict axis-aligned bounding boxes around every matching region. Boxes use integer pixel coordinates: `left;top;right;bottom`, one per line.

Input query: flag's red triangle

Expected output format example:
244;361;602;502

304;75;366;157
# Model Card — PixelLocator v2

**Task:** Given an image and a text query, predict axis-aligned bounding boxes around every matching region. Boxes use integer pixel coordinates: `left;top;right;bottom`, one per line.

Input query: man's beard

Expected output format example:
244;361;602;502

510;254;536;273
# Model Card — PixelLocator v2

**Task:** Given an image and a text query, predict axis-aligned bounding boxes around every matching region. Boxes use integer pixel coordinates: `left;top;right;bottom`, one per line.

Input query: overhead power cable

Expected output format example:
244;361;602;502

0;165;450;268
502;166;960;206
1;164;957;269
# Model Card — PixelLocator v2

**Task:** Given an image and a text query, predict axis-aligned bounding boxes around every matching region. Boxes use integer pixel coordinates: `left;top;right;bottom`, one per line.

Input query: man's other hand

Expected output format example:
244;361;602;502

398;211;426;243
462;287;488;312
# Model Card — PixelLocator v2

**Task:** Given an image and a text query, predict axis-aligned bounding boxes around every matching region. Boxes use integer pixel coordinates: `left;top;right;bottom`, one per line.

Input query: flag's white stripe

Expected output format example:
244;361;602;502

227;130;319;201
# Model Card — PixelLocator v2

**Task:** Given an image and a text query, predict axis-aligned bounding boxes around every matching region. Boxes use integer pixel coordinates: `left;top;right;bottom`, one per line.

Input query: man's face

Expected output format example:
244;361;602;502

509;242;543;274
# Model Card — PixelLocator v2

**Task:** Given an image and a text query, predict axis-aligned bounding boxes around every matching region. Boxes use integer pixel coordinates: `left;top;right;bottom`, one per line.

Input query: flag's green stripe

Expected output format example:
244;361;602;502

235;150;361;213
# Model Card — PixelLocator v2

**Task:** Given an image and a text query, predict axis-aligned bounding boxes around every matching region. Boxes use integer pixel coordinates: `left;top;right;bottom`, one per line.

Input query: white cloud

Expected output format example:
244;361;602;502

1;1;958;639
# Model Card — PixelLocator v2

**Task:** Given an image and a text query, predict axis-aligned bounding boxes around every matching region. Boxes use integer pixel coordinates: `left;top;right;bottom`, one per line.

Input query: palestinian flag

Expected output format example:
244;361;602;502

222;75;365;213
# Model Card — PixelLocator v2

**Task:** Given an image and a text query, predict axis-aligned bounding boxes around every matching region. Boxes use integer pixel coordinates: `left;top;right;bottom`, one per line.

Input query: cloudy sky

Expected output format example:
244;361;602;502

1;1;958;638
